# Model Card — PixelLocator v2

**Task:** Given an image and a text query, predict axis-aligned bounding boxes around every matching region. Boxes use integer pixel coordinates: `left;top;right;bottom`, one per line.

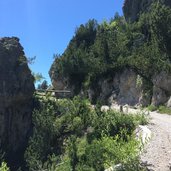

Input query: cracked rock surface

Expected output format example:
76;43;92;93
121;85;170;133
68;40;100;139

0;37;35;169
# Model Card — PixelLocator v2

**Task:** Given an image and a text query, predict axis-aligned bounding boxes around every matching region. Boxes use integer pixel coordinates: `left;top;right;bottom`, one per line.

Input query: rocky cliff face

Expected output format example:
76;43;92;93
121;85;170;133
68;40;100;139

123;0;171;22
89;69;171;107
50;0;171;107
88;69;151;106
152;72;171;106
50;67;171;107
49;64;77;97
0;37;34;169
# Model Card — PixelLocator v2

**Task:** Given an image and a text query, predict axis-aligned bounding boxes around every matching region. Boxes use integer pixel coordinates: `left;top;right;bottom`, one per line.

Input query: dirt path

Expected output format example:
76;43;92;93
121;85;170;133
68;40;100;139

104;104;171;170
141;111;171;171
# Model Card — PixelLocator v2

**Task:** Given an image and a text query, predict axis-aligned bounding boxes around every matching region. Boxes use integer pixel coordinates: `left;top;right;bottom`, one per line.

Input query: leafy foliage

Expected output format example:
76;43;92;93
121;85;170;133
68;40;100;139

0;162;10;171
158;106;171;114
3;2;170;170
24;96;147;171
37;80;48;90
50;3;171;96
148;105;171;115
32;72;45;83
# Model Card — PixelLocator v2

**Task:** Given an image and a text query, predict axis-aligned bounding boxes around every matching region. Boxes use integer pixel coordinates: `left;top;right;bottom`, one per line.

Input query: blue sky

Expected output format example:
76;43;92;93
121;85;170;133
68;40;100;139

0;0;124;84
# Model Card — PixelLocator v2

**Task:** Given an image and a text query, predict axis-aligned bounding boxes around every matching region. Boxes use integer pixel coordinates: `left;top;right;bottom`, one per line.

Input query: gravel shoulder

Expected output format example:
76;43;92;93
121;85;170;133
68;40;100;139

140;112;171;171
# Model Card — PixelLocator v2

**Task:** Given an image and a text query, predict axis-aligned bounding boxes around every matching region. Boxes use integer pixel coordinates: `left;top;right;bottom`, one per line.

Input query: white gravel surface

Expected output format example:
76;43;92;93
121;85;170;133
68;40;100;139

141;112;171;171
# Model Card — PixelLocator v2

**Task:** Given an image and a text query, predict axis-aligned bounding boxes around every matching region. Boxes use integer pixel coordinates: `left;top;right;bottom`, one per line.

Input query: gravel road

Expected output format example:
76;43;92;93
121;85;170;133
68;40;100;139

141;112;171;171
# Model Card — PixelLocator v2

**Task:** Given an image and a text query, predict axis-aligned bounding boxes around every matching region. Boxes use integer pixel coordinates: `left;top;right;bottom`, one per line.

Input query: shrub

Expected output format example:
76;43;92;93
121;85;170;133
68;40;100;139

25;96;147;171
0;162;10;171
84;135;139;170
158;105;171;115
147;105;158;111
134;113;149;125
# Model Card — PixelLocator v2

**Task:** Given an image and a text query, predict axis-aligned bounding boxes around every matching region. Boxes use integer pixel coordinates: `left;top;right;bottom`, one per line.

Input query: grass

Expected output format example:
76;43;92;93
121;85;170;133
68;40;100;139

158;106;171;115
147;105;171;115
134;113;149;125
147;105;158;112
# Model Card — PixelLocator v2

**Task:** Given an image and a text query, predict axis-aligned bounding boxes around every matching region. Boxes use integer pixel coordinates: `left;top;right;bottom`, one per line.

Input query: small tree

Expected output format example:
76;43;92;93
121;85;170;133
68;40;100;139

40;80;48;90
32;72;45;83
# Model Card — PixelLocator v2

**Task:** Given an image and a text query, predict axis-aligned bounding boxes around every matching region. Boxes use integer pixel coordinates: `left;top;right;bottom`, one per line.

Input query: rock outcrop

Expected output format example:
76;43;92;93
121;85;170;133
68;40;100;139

0;37;34;169
152;72;171;106
50;68;145;105
88;69;151;106
49;63;77;98
93;69;171;107
123;0;171;22
50;63;171;107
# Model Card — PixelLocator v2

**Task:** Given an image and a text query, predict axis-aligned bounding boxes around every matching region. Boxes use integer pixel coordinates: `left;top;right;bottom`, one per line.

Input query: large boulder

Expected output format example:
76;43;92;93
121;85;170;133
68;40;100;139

152;72;171;106
123;0;171;22
151;86;168;106
0;37;34;169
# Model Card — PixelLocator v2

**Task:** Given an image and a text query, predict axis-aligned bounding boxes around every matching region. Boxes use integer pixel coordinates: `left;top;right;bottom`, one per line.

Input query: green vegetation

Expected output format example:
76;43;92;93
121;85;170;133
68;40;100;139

0;162;10;171
32;72;45;83
147;105;171;115
49;2;171;101
37;80;48;90
147;105;158;112
134;112;149;125
23;96;147;171
2;2;171;170
24;2;170;170
158;106;171;114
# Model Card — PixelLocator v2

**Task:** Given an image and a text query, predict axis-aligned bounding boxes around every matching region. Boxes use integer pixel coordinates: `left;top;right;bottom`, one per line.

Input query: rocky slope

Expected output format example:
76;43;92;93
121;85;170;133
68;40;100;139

0;37;34;169
123;0;171;22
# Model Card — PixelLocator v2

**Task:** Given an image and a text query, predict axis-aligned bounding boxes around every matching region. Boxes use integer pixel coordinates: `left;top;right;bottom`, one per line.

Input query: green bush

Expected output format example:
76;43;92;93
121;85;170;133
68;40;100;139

0;162;10;171
83;135;139;170
158;106;171;115
134;113;149;125
25;96;146;171
89;110;137;141
50;2;171;101
147;105;158;111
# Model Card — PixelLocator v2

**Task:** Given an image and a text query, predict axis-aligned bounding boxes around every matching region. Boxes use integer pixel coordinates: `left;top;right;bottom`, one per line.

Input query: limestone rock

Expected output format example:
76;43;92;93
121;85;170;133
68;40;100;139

96;69;150;106
98;69;171;107
123;0;171;22
100;105;110;112
50;56;171;108
117;69;142;105
152;72;171;106
98;78;114;104
0;37;34;168
51;75;68;90
152;86;168;106
152;72;171;94
135;125;152;145
49;63;75;97
167;97;171;108
123;0;151;22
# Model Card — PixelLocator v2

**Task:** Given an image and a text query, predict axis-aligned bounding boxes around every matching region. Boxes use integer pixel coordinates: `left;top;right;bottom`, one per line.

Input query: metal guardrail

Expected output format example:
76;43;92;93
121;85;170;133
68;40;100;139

36;89;71;93
36;89;71;99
